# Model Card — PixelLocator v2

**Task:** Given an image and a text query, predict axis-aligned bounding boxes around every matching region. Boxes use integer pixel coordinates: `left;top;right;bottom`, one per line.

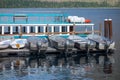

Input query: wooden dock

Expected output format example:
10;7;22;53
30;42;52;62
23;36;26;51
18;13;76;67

0;46;112;57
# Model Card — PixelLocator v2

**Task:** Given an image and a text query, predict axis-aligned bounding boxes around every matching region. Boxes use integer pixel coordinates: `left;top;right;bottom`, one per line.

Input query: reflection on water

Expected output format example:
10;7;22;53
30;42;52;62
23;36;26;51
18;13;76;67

0;57;96;80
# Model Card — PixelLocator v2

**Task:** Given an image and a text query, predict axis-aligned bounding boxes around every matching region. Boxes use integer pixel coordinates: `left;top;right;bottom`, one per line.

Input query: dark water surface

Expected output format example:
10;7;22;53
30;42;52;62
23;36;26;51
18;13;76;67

0;8;120;80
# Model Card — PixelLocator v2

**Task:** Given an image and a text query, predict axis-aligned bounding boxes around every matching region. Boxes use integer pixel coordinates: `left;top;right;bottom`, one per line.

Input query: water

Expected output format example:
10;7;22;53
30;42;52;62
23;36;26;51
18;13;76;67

0;62;94;80
0;8;120;80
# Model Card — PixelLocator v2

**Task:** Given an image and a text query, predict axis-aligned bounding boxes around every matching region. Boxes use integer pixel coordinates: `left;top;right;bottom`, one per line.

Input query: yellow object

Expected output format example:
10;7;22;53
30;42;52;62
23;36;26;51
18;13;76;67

16;44;20;49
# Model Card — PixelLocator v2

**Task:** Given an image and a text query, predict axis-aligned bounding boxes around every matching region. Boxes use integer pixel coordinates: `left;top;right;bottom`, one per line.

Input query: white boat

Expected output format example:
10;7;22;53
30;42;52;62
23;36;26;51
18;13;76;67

87;34;115;50
0;40;11;49
10;39;27;49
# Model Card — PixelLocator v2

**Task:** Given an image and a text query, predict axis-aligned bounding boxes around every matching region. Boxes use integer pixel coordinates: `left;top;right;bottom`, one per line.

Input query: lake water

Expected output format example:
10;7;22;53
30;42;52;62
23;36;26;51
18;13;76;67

0;8;120;80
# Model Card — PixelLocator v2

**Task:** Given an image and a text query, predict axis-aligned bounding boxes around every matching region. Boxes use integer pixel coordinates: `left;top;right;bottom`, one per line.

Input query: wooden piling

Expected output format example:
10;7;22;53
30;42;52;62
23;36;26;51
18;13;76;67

99;23;102;36
108;19;112;39
104;19;109;38
104;19;113;39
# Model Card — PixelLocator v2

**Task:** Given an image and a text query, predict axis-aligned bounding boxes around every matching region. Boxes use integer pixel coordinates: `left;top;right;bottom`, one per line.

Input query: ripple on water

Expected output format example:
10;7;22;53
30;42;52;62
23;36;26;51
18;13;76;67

0;64;94;80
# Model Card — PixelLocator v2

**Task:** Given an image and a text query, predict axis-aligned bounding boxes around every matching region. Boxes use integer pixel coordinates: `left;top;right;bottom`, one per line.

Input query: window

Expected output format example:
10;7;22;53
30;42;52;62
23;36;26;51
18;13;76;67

38;26;43;33
30;26;35;33
13;26;19;34
54;26;59;32
22;26;27;33
4;26;10;34
62;26;67;32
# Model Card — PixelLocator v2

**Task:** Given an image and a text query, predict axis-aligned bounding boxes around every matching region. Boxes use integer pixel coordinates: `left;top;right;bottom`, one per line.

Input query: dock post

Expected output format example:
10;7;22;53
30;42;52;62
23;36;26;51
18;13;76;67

108;19;112;39
104;19;109;38
99;23;102;36
104;19;113;39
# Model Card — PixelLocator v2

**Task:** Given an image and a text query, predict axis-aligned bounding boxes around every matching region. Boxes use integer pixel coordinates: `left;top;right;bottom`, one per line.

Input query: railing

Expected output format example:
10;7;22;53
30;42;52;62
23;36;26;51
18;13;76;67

0;30;101;36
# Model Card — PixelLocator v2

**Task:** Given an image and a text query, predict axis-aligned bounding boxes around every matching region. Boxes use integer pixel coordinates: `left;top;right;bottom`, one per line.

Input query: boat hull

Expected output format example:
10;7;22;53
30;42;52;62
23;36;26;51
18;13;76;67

27;36;48;51
10;39;27;49
49;35;74;50
87;34;115;50
0;40;11;49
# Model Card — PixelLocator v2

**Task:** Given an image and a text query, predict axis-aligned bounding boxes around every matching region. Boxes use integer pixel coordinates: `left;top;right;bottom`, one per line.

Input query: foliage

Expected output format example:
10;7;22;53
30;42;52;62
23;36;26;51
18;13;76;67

0;0;119;8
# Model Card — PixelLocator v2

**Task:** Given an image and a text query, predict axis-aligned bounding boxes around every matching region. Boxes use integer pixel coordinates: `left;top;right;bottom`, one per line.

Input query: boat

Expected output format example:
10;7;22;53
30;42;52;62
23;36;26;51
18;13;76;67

10;39;27;49
0;40;11;49
49;35;74;50
0;13;115;54
27;36;48;51
67;16;91;23
68;35;96;50
87;34;115;50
